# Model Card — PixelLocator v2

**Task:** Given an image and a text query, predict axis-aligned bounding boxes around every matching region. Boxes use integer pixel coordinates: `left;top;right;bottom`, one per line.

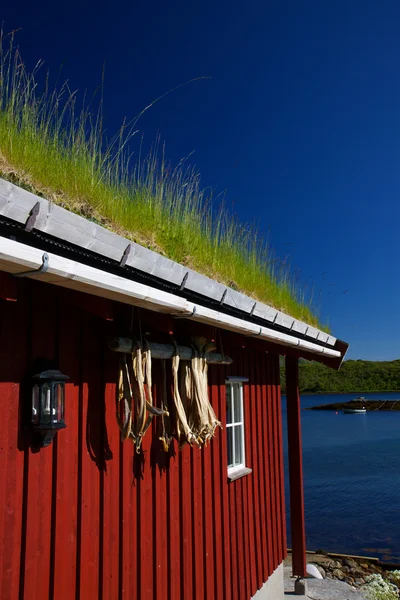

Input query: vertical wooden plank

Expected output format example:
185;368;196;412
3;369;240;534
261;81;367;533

228;480;239;599
218;364;232;600
152;365;168;600
275;356;287;558
77;317;101;599
271;355;283;564
268;354;279;571
121;436;138;600
180;444;193;600
272;354;285;564
244;350;257;596
241;467;251;599
285;356;306;578
234;349;250;600
168;443;181;600
209;366;224;600
247;351;262;591
191;440;204;600
0;296;26;600
256;352;271;580
236;478;246;599
118;307;138;599
0;271;17;301
52;303;80;600
102;343;120;600
138;415;153;599
236;478;247;600
202;440;215;600
23;282;56;600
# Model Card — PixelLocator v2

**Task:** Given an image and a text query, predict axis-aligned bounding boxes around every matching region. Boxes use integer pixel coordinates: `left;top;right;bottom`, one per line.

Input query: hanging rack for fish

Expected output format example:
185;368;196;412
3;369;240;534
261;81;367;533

112;337;229;451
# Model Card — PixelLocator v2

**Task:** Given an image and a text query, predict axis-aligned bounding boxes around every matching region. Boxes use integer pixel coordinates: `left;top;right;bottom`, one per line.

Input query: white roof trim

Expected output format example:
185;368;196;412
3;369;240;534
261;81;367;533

0;237;341;359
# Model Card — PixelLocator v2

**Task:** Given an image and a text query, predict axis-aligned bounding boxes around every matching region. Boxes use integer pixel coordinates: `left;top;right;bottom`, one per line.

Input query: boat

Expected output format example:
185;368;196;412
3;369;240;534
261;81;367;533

343;397;367;413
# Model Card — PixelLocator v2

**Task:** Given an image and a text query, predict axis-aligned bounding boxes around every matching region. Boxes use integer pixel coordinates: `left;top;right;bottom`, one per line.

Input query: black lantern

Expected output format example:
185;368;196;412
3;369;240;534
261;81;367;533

30;368;69;447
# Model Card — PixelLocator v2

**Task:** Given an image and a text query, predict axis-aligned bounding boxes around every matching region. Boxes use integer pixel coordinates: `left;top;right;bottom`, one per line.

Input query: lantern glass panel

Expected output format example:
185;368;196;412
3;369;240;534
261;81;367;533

53;383;64;424
32;384;40;425
40;383;52;424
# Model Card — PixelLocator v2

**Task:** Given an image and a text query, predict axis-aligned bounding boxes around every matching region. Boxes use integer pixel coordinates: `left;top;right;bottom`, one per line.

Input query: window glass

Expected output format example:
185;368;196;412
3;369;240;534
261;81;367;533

226;381;246;471
226;383;233;424
233;384;242;422
234;424;243;465
227;427;233;468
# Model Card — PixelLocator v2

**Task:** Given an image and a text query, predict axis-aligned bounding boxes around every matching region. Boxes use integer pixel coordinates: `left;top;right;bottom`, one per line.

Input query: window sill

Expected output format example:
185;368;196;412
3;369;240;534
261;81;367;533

227;466;252;482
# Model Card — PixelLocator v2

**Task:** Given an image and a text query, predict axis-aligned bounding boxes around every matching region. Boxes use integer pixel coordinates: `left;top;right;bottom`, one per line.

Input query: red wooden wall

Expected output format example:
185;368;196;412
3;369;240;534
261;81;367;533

0;277;286;600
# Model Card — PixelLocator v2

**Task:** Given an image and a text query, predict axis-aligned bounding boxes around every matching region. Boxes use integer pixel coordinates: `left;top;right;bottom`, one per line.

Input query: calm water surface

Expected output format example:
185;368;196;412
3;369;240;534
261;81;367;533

282;392;400;562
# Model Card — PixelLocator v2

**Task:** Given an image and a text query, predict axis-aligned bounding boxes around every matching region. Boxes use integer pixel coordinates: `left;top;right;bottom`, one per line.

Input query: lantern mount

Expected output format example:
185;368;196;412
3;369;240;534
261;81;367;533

29;367;69;448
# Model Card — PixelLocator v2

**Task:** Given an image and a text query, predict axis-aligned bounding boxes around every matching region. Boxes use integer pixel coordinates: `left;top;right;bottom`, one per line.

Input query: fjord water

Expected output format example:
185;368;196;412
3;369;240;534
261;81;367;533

282;392;400;562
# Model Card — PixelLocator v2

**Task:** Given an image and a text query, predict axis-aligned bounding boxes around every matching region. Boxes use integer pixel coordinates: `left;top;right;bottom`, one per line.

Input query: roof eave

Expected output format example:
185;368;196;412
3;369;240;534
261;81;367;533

0;235;346;366
0;177;348;366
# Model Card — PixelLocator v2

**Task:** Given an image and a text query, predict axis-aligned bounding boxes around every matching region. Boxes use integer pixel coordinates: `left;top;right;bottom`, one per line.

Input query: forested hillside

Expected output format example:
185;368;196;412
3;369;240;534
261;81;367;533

280;359;400;394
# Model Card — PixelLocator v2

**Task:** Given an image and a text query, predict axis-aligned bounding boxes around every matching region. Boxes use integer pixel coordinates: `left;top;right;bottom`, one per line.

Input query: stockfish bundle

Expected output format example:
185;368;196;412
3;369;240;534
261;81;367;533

117;340;168;452
173;337;221;447
117;337;221;452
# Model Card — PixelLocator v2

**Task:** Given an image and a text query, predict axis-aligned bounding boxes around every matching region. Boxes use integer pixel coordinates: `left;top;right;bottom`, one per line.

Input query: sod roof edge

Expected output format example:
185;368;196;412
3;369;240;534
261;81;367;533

0;176;337;348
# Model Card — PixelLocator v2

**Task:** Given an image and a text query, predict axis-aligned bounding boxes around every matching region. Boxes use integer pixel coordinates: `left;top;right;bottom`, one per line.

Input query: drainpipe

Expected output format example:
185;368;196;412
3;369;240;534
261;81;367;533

286;356;307;594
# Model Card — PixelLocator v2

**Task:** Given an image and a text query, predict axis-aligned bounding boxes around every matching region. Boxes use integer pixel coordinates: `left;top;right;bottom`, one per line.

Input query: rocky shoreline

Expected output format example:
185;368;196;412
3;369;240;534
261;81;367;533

285;551;400;595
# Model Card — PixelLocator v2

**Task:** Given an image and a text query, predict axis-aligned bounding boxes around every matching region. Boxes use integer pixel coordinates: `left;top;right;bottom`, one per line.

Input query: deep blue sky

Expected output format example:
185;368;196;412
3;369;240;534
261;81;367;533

2;1;400;360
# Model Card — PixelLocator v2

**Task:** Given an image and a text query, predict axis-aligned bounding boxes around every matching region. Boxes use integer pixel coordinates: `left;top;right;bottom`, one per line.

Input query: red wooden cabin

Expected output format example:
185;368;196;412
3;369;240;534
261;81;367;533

0;178;347;600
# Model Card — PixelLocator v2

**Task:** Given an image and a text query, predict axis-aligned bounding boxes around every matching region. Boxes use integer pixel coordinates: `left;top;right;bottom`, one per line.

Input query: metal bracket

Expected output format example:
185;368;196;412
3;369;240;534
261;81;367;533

120;244;132;267
180;271;189;291
14;253;49;278
25;201;41;232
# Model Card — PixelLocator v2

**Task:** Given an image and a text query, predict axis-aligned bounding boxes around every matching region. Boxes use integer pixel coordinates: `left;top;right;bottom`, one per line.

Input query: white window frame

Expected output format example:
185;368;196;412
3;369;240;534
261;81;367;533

226;376;252;480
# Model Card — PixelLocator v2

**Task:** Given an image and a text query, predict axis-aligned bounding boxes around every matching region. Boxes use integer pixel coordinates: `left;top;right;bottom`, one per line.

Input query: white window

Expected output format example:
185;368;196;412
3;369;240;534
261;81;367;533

226;377;250;479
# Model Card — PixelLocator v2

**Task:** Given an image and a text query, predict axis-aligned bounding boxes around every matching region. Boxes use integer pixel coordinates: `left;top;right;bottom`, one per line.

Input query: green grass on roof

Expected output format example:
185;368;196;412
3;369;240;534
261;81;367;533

0;31;326;330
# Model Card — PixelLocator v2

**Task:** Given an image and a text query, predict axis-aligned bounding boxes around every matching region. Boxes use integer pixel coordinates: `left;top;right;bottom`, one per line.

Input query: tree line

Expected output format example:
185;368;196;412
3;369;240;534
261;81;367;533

280;359;400;394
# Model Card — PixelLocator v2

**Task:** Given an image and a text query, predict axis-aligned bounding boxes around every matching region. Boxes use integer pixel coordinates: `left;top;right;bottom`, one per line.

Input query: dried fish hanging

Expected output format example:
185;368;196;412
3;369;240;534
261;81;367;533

173;337;221;447
117;340;168;452
171;346;199;447
117;337;221;451
158;359;173;452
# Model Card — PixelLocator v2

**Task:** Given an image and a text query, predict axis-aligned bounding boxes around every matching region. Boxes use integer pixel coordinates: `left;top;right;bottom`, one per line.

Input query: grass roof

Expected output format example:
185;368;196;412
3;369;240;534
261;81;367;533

0;31;325;329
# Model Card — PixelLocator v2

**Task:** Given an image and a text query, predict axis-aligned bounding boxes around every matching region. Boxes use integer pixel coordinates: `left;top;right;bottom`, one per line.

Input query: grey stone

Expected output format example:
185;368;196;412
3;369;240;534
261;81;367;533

284;565;369;599
344;559;358;569
316;558;338;570
306;578;369;599
332;569;345;580
350;568;366;578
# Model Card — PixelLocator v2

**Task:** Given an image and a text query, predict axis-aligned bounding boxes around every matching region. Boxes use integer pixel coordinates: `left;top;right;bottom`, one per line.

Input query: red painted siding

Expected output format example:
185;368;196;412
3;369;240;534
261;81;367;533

0;278;286;600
